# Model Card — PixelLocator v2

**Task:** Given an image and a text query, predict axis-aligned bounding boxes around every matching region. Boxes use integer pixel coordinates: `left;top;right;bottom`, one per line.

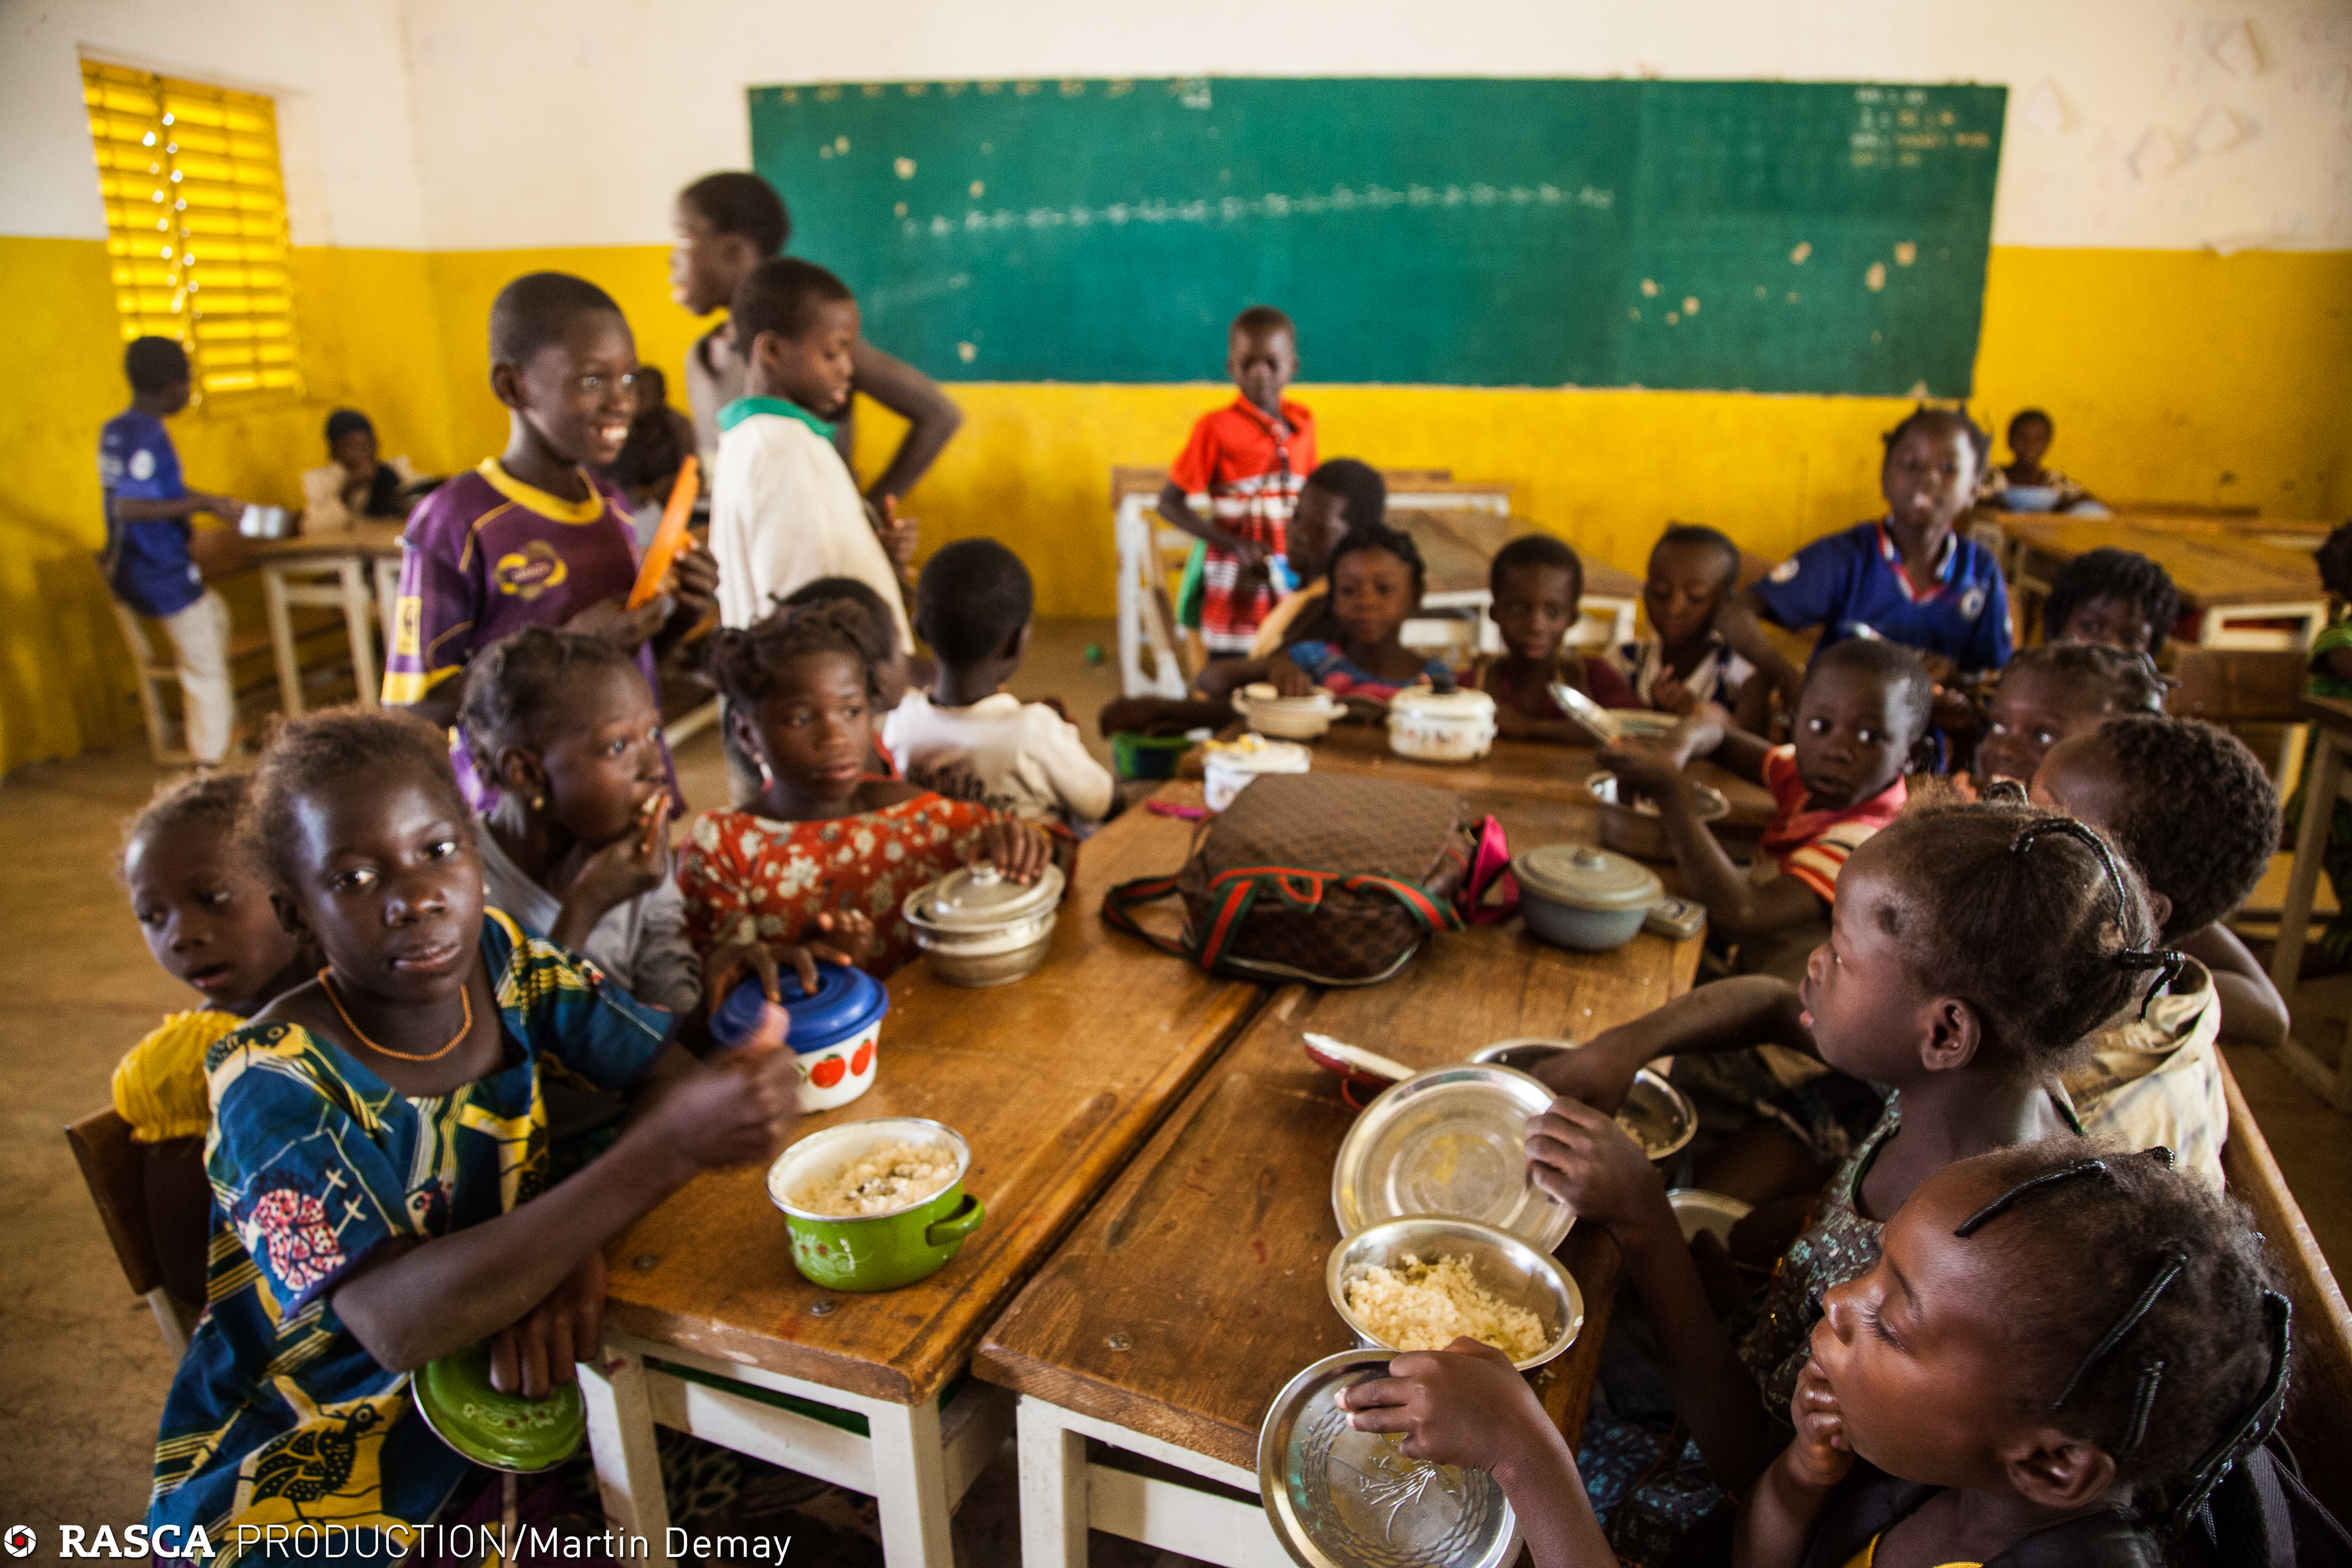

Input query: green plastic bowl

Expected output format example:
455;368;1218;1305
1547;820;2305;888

1112;731;1194;781
411;1340;586;1473
766;1119;987;1292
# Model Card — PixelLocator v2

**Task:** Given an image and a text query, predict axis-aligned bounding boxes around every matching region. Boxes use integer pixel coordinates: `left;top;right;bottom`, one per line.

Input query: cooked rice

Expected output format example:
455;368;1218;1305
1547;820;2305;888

1343;1253;1548;1361
792;1140;958;1217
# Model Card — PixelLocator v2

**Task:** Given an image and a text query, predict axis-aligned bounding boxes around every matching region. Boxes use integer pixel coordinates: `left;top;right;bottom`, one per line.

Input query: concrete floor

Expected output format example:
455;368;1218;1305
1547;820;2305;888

3;618;2344;1565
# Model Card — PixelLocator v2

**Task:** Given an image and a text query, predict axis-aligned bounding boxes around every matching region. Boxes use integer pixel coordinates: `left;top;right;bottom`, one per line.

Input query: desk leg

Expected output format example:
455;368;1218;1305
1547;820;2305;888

2269;732;2341;1001
1016;1397;1089;1568
580;1346;675;1568
866;1395;954;1568
260;567;304;719
340;562;379;709
373;555;401;640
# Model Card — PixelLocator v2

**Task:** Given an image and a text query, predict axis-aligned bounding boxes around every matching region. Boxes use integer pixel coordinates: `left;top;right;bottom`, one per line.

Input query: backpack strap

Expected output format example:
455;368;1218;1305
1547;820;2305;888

1098;873;1194;959
1101;864;1465;975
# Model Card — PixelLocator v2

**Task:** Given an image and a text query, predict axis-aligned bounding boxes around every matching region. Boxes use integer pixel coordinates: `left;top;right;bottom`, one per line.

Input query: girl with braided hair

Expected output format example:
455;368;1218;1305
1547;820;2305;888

1741;1138;2297;1568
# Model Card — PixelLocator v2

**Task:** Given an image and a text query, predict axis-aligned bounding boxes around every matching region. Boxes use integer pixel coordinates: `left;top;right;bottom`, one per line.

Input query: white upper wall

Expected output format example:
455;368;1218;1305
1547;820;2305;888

2;0;429;247
8;0;2348;251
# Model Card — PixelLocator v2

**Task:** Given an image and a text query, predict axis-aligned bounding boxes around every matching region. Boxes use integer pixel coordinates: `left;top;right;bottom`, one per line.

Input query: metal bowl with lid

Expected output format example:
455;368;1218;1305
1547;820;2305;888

1586;771;1731;861
1387;680;1498;763
1332;1062;1573;1252
1511;842;1662;952
1261;1349;1521;1568
901;860;1066;987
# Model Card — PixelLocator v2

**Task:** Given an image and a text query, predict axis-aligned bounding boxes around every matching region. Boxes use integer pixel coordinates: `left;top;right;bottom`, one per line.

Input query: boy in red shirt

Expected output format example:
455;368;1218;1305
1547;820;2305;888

1157;306;1317;656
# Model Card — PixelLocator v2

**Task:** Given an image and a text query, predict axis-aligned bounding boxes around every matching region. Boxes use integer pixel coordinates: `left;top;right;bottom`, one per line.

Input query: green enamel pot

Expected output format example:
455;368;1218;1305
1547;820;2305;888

411;1339;585;1473
764;1118;986;1292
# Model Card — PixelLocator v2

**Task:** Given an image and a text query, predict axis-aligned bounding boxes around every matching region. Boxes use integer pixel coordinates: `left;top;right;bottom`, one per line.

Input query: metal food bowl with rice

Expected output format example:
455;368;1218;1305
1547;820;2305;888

1326;1216;1585;1372
1470;1038;1696;1166
1585;771;1731;861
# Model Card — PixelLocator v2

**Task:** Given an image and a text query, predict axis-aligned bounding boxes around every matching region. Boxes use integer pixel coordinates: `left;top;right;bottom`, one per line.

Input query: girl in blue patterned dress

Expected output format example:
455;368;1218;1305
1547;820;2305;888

147;709;798;1562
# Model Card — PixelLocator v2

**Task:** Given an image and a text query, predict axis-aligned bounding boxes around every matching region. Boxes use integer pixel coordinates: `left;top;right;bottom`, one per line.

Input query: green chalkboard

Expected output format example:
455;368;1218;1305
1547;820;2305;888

747;77;2005;395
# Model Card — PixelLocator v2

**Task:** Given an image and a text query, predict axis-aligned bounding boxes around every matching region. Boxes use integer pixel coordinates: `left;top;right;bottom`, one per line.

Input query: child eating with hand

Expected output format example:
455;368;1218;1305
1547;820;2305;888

883;539;1114;832
1601;638;1931;981
112;775;317;1310
681;603;1056;982
1470;534;1640;741
1267;524;1453;707
1607;523;1766;729
146;708;800;1550
1159;305;1317;656
1741;1140;2284;1568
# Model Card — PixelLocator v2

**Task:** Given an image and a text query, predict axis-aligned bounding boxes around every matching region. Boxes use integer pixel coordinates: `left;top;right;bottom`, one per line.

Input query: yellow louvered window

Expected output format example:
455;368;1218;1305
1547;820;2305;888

82;60;302;405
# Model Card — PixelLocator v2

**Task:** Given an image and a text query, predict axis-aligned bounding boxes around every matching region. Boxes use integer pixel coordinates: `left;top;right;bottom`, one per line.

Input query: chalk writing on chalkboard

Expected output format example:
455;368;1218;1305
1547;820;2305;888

750;78;2006;394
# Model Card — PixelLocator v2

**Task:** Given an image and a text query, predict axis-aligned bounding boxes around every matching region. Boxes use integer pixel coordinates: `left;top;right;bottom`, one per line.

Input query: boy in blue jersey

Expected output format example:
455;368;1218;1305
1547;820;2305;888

99;338;246;764
1720;407;2009;731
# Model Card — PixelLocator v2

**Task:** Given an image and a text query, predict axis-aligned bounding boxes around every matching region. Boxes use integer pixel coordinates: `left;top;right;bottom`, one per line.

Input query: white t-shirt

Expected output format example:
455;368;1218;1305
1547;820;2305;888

710;400;913;651
882;691;1116;830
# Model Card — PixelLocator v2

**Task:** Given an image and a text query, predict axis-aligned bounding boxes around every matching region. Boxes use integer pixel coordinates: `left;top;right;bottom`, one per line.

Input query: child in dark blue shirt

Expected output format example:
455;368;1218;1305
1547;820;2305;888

98;338;246;764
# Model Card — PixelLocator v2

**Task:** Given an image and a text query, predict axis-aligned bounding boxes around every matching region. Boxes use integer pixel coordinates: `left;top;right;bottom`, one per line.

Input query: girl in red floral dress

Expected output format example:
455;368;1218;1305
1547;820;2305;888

680;603;1054;988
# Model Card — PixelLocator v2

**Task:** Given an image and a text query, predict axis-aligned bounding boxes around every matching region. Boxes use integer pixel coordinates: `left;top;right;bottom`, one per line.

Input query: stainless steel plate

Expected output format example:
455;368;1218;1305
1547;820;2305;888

1469;1039;1696;1166
1259;1350;1521;1568
1332;1064;1572;1251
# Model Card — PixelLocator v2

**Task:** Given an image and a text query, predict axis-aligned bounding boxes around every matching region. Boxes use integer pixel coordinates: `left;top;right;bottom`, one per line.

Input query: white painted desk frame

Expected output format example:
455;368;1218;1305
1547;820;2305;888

1015;1393;1291;1568
258;551;403;716
1114;485;1636;698
582;1330;1015;1568
2264;710;2352;1114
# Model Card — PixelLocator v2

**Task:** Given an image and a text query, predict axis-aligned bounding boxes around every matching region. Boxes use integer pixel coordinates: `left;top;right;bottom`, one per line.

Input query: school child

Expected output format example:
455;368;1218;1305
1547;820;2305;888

679;604;1055;983
1266;524;1453;705
1740;1140;2288;1568
1975;641;2167;789
382;272;717;805
2040;546;2180;656
2285;521;2352;969
1524;797;2167;1503
98;337;246;766
1978;405;2106;514
882;539;1115;831
777;575;917;716
2035;716;2289;1173
708;256;915;652
670;169;961;505
1607;523;1769;731
1159;305;1318;656
1470;534;1640;741
1183;457;1383;702
111;775;316;1309
459;627;700;1016
1720;407;2010;720
146;707;799;1551
1599;639;1932;978
299;408;419;531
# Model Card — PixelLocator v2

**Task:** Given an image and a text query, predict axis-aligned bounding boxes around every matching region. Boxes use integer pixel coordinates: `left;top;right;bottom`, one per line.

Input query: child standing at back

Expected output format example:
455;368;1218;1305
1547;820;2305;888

383;273;717;804
1471;534;1640;740
98;337;247;767
709;257;915;653
1607;524;1767;730
883;539;1114;832
1159;306;1317;656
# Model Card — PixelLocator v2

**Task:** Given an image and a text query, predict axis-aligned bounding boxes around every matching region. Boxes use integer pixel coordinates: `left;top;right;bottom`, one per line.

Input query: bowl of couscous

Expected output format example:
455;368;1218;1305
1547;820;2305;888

1325;1216;1585;1372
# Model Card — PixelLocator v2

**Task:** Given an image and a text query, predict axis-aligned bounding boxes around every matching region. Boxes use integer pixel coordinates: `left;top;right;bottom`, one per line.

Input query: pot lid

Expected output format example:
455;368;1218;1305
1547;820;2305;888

1240;682;1333;709
1389;681;1497;719
413;1341;586;1472
712;960;890;1050
1203;735;1313;774
1512;842;1663;910
910;859;1065;929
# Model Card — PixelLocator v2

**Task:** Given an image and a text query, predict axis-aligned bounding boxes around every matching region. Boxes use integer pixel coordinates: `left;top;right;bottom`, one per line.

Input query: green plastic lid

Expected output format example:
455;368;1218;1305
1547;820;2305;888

411;1341;587;1473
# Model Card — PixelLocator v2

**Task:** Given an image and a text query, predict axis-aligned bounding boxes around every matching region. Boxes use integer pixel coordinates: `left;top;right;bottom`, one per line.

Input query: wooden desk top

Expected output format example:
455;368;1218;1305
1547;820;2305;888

1993;514;2321;609
976;911;1701;1470
1296;725;1776;832
246;521;409;562
2296;694;2352;737
600;782;1263;1406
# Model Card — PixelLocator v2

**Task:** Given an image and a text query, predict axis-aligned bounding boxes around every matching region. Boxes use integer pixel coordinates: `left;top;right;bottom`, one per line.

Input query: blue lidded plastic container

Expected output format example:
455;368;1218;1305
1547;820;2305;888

710;964;888;1112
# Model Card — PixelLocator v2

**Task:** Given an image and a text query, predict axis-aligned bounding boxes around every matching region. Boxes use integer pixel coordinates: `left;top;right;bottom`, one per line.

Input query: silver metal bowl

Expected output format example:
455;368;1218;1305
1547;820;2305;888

1331;1063;1572;1251
1468;1038;1697;1166
1584;771;1731;861
1326;1217;1586;1373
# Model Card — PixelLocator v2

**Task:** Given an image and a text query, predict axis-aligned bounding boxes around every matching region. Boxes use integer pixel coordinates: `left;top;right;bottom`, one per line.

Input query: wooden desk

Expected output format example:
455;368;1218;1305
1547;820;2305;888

977;901;1703;1566
245;522;407;713
1297;725;1777;836
582;783;1264;1568
1992;513;2325;648
2265;695;2352;1112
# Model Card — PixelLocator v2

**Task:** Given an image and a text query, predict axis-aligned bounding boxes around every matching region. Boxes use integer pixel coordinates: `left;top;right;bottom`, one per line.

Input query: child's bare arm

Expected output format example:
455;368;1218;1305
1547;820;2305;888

1156;481;1263;565
1718;591;1808;710
1194;656;1271;697
2179;921;2290;1049
1337;1341;1617;1568
847;341;964;505
1734;1363;1854;1568
1530;975;1815;1112
1659;711;1772;783
2318;645;2352;688
1602;743;1821;941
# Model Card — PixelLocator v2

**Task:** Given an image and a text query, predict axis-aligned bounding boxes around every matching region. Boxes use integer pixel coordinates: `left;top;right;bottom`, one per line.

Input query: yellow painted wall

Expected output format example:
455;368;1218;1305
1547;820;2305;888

8;235;2349;772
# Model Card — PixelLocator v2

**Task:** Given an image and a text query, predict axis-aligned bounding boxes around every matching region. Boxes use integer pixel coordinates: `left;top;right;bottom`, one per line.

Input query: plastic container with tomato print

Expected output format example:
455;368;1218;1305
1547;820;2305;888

710;963;888;1113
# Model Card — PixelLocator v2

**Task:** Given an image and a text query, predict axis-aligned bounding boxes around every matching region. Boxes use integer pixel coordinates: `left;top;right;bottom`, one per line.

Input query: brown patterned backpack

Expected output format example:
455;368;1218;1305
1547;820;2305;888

1100;773;1478;985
